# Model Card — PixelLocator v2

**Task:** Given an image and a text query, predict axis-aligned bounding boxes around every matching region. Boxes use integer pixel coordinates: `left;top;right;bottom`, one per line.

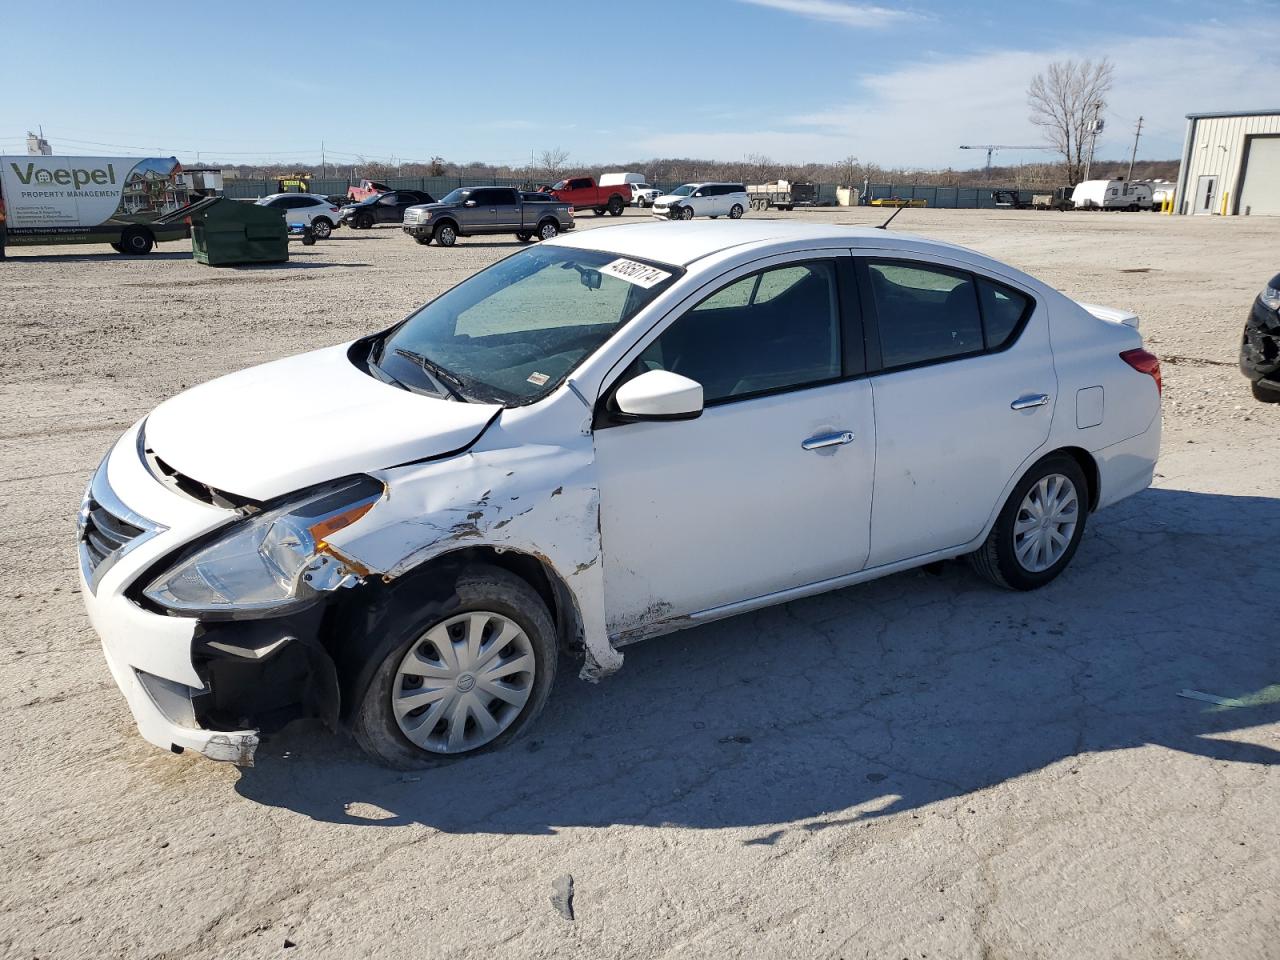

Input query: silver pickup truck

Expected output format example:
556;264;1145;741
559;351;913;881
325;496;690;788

403;187;575;247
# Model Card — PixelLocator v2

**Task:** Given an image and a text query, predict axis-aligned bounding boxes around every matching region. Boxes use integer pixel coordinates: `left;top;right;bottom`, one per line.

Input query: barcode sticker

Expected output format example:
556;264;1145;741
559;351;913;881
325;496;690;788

527;372;550;386
599;258;672;288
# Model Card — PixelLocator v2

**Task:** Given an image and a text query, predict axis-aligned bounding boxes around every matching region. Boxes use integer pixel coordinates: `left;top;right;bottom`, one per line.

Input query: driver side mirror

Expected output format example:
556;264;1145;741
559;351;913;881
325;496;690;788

614;370;703;421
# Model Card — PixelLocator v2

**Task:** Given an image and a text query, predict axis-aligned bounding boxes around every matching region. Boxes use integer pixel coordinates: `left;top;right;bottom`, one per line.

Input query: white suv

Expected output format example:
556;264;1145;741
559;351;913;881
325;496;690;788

254;193;342;238
652;182;748;220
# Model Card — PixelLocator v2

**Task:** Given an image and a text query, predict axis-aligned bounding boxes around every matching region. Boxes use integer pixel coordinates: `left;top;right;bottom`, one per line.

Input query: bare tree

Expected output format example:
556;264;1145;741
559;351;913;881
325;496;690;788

536;147;570;180
1028;58;1114;185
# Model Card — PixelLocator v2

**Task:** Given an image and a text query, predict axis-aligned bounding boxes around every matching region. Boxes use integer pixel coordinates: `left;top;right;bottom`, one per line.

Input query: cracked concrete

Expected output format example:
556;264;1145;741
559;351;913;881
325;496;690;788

0;208;1277;959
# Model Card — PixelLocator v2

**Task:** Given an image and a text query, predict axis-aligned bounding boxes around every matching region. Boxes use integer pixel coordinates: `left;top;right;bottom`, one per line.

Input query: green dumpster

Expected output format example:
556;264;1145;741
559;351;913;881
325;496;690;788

189;197;287;266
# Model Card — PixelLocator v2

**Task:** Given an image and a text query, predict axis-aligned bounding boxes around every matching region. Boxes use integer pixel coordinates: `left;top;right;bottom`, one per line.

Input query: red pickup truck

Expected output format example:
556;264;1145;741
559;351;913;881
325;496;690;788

547;176;629;216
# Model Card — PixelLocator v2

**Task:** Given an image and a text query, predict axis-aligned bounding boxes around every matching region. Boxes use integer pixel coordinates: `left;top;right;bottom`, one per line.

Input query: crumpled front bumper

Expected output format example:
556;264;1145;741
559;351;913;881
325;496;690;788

1240;295;1280;388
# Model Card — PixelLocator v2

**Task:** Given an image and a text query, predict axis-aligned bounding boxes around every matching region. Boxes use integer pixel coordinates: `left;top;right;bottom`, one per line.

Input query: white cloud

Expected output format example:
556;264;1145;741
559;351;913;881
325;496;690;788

633;19;1280;168
736;0;916;29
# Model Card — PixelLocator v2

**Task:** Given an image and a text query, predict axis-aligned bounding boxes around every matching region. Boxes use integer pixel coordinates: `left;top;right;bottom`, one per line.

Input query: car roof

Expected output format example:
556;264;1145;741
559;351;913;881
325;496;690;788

551;220;983;269
261;193;327;201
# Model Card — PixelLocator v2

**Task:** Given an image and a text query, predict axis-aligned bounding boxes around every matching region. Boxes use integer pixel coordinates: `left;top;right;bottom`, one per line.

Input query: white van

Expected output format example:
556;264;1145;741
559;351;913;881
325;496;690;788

1072;180;1153;211
651;183;749;220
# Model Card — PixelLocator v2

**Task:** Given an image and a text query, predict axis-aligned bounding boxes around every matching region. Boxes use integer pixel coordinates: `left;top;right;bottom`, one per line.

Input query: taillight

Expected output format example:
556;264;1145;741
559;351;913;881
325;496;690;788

1120;348;1161;395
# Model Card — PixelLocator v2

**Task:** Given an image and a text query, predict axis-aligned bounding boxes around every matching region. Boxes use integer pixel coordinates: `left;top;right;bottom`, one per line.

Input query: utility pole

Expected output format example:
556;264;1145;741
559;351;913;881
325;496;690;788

321;141;326;177
1082;101;1105;182
1126;116;1143;181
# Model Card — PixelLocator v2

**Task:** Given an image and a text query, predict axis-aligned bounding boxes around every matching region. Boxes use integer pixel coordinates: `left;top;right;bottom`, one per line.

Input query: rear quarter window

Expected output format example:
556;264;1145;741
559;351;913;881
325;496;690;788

978;279;1032;349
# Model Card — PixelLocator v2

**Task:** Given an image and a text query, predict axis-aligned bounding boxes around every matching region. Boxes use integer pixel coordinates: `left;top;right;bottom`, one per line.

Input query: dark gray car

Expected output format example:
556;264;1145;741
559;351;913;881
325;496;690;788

403;187;574;247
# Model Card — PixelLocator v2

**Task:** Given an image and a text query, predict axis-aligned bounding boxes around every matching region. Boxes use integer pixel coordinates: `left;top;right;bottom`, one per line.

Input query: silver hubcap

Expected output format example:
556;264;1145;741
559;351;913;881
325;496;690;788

1014;473;1079;573
440;227;455;243
391;611;535;754
731;205;742;218
541;224;556;239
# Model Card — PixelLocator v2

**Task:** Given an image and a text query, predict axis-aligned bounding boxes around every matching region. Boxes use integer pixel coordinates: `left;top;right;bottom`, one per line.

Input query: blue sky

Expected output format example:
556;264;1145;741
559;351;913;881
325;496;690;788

1;0;1276;169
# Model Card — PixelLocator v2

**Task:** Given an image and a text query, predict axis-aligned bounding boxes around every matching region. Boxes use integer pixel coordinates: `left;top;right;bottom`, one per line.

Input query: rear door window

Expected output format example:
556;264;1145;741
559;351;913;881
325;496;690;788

977;279;1031;349
867;262;983;368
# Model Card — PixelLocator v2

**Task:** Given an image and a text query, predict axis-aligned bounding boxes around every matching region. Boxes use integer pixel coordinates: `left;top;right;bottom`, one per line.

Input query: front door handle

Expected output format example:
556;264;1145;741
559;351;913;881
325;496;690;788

1010;393;1050;410
802;430;855;451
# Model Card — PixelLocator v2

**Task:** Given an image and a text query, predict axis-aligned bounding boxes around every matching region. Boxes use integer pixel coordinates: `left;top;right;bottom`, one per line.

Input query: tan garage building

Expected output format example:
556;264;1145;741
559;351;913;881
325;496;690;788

1175;109;1280;216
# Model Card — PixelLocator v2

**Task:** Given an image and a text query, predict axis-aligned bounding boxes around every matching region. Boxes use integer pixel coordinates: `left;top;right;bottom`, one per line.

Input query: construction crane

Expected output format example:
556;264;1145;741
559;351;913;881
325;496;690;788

959;144;1057;178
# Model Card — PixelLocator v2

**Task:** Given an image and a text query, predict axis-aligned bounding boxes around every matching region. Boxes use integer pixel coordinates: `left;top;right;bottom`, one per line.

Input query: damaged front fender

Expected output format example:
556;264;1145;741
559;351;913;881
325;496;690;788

322;432;622;681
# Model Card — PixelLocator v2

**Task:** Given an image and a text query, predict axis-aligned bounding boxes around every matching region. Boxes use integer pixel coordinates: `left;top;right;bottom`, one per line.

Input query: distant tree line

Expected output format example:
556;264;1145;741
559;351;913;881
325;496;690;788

218;152;1177;190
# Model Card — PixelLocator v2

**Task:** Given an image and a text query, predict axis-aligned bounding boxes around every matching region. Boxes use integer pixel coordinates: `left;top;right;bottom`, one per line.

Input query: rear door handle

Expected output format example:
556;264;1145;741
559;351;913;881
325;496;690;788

802;430;855;451
1010;393;1050;410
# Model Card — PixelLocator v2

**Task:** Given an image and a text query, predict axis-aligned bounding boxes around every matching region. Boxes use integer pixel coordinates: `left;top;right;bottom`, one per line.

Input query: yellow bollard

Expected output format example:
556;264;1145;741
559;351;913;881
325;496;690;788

1221;191;1229;216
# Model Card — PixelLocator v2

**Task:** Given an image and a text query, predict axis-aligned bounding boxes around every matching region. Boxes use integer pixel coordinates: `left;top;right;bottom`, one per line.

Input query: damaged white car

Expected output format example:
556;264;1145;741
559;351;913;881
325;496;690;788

79;221;1161;767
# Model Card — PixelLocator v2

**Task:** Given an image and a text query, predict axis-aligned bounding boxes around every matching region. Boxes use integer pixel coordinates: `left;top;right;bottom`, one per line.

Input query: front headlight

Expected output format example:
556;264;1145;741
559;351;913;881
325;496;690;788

1260;285;1280;311
143;476;383;615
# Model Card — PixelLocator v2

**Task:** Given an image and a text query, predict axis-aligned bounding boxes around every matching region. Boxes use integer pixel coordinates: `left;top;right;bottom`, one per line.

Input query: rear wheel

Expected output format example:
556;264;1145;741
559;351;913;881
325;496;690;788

434;222;458;246
352;565;558;768
968;453;1088;591
119;227;154;255
312;218;332;239
729;203;744;219
607;195;624;216
538;219;559;241
1251;380;1280;403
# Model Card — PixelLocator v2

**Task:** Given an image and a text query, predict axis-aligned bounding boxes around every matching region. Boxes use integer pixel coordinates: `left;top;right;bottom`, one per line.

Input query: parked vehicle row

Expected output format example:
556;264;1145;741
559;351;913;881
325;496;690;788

254;193;344;238
340;190;436;229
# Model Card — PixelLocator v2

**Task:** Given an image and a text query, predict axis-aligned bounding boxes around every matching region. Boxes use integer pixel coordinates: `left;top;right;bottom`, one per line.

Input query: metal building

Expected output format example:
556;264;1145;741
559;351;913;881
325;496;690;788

1175;109;1280;216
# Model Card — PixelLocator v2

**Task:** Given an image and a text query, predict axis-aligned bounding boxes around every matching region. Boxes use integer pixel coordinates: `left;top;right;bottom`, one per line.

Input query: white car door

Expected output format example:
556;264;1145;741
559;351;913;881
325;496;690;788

594;256;875;638
858;255;1057;567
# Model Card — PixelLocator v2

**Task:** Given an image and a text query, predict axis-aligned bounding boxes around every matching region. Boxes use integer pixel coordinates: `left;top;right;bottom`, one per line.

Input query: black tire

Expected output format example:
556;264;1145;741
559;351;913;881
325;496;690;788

537;219;559;241
967;453;1089;591
607;195;624;216
119;227;154;255
1251;380;1280;403
352;565;558;768
434;221;458;247
593;206;605;216
415;236;432;245
311;218;333;239
679;205;694;221
729;203;744;219
516;232;533;243
356;212;374;230
109;242;124;253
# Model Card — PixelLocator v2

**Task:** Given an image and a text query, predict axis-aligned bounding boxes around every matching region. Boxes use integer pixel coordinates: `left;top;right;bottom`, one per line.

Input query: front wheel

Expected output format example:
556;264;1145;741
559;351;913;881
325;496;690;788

515;232;533;243
967;454;1088;591
311;218;332;239
593;206;605;216
679;205;694;220
1251;380;1280;403
729;204;744;219
356;212;374;230
434;222;458;246
352;565;558;768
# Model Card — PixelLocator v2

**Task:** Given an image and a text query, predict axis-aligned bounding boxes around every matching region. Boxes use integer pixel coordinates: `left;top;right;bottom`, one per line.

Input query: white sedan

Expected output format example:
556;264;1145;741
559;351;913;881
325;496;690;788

78;222;1161;767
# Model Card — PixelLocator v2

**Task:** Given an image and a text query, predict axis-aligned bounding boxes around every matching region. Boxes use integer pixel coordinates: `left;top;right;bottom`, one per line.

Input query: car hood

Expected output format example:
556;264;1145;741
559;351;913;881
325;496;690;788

144;342;501;501
653;194;687;203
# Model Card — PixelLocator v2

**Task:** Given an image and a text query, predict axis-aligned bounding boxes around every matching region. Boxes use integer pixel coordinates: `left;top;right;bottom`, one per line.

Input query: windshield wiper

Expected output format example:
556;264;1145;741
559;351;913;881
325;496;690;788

394;348;469;402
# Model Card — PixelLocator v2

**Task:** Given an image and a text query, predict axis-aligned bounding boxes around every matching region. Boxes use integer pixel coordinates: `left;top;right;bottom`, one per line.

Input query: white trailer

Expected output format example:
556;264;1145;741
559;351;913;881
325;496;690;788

598;172;647;188
1072;179;1154;211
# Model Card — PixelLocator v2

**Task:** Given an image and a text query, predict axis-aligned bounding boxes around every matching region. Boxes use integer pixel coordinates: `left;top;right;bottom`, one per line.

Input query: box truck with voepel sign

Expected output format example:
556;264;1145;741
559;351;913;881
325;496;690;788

0;155;193;255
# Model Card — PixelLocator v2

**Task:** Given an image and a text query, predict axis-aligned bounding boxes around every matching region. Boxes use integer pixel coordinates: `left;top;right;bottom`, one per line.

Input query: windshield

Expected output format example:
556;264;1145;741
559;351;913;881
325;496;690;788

552;180;569;191
669;184;695;197
438;188;469;204
372;246;681;405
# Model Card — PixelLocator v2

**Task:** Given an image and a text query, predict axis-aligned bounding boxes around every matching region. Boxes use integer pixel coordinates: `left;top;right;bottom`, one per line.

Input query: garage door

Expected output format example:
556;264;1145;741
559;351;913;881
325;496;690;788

1238;135;1280;216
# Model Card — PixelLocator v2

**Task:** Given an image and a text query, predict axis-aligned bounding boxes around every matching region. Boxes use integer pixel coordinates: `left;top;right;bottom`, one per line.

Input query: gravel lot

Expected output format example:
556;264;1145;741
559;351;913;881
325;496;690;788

1;207;1277;960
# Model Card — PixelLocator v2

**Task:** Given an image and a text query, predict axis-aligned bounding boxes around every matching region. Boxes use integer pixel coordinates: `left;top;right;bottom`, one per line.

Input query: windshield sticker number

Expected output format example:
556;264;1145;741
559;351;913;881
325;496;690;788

527;372;550;386
599;258;672;288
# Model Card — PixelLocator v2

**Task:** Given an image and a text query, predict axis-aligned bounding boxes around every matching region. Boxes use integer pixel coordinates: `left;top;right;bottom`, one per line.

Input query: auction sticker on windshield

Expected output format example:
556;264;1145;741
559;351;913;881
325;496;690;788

599;258;672;288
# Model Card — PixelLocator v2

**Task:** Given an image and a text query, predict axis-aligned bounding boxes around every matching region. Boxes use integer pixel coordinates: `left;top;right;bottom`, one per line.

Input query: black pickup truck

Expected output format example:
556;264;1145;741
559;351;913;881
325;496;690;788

402;188;575;247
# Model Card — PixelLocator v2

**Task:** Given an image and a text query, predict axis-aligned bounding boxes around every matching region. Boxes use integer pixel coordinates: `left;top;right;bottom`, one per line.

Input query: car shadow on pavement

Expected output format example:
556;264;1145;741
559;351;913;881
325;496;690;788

234;487;1280;835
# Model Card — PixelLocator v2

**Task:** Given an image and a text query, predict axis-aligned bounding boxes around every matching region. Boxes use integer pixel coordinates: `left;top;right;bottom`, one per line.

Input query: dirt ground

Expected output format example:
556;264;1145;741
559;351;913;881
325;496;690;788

1;207;1277;960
